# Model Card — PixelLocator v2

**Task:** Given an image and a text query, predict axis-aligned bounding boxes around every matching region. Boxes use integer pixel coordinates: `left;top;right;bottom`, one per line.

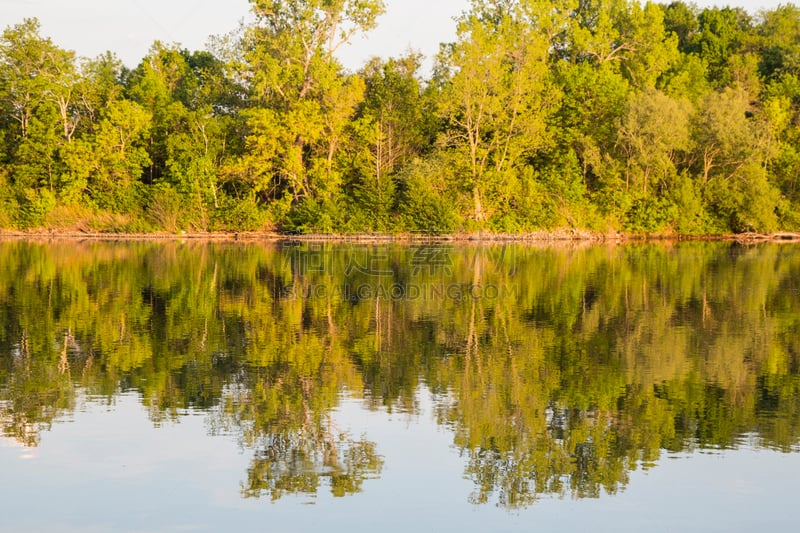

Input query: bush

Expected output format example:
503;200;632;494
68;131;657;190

705;163;781;233
211;193;270;232
396;157;459;234
668;174;714;235
281;197;347;234
17;188;56;229
624;195;678;233
88;212;153;234
0;171;16;229
44;203;97;232
347;177;397;233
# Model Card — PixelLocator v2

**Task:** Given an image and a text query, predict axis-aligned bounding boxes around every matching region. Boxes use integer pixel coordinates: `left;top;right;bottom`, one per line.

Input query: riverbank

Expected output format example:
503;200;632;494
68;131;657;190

2;229;800;243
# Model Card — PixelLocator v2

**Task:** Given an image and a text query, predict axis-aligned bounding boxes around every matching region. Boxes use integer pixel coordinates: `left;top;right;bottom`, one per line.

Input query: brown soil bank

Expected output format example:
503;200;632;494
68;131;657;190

1;229;799;243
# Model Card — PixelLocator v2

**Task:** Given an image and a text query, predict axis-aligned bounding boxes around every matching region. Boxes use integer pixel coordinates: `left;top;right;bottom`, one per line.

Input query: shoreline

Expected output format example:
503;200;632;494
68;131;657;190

1;229;800;244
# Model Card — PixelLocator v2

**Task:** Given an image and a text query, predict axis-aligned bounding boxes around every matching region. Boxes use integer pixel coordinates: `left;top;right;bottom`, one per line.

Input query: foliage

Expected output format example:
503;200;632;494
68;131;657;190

396;156;459;233
4;3;800;234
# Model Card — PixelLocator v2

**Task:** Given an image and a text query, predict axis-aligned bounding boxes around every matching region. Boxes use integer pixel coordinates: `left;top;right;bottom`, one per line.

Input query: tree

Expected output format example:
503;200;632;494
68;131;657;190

662;1;700;52
0;19;76;142
0;19;82;225
693;87;780;231
127;42;194;186
239;0;386;217
436;0;556;224
618;88;691;196
758;4;800;81
690;6;754;86
85;99;152;213
344;54;431;230
616;1;680;89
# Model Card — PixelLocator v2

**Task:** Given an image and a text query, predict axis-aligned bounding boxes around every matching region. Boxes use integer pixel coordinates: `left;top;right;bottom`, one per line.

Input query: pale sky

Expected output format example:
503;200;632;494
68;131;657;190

0;1;788;70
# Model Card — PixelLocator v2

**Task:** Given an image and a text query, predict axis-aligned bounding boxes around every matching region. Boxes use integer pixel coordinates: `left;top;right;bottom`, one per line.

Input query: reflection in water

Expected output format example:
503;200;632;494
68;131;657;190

1;240;799;507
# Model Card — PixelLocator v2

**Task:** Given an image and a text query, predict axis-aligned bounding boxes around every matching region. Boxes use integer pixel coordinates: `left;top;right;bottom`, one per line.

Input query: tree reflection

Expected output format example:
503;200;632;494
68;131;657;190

243;429;383;500
1;240;800;506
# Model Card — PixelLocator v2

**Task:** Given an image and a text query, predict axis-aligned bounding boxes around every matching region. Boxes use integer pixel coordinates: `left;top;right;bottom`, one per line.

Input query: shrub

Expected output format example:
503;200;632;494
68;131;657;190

17;188;56;229
211;193;270;232
282;197;347;234
396;157;459;234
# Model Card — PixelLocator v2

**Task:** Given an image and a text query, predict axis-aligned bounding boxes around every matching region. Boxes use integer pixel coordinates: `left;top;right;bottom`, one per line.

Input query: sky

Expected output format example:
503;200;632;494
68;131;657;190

0;0;789;71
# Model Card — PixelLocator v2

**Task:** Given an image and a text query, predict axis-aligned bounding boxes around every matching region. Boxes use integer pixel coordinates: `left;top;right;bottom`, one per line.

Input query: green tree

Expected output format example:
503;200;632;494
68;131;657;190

689;6;754;86
436;0;556;224
0;18;79;225
616;89;692;229
0;19;76;142
692;87;780;231
564;0;679;88
85;99;153;213
345;54;431;230
236;0;385;230
57;52;128;206
662;1;700;52
758;4;800;80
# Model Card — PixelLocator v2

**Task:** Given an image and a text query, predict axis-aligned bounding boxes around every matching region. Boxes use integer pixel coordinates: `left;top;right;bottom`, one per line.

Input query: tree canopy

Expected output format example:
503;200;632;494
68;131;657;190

4;2;800;234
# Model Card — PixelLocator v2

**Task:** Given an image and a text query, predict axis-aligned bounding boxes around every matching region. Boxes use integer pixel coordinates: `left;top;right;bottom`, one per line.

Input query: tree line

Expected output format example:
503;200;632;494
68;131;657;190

4;0;800;234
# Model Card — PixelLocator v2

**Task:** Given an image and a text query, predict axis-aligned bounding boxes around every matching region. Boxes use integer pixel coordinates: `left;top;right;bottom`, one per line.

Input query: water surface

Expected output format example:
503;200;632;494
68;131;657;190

1;240;799;531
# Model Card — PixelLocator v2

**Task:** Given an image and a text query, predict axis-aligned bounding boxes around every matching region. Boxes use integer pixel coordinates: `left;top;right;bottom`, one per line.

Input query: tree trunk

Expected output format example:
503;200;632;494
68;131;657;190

473;186;485;222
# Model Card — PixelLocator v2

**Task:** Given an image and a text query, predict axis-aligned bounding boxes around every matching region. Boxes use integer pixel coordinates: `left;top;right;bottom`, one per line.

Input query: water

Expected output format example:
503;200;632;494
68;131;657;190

1;240;799;531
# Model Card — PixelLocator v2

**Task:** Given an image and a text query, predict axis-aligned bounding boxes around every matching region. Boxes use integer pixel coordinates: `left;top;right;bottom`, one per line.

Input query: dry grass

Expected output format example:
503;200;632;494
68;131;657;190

42;205;144;234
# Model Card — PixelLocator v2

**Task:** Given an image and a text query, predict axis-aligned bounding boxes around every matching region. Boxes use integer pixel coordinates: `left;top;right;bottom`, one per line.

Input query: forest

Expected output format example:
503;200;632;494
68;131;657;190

4;0;800;235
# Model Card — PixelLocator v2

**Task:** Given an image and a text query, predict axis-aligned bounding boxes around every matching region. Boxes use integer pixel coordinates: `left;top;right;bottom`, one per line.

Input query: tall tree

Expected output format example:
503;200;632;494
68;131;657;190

437;0;557;223
617;88;691;196
693;87;779;231
690;6;754;86
239;0;385;217
345;54;431;229
0;19;81;225
0;19;76;142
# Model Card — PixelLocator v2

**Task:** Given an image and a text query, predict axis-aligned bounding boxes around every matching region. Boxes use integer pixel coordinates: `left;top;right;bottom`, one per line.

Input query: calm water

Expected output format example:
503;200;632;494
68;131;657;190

1;240;800;532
